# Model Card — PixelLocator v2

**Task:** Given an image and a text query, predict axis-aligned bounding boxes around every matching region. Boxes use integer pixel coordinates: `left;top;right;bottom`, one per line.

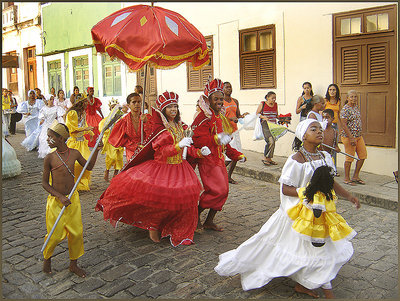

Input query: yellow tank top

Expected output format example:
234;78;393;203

325;101;340;124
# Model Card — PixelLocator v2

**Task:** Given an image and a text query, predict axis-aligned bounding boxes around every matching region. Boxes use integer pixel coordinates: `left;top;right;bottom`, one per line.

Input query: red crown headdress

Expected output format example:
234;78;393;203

156;91;179;111
204;78;224;98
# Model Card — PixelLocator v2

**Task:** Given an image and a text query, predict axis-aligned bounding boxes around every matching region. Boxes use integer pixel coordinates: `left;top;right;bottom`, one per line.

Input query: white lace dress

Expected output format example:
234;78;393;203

215;152;354;291
38;106;59;158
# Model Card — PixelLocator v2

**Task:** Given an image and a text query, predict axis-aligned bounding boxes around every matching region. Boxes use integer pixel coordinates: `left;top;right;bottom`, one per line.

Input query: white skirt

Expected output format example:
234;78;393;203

2;137;21;178
214;206;354;291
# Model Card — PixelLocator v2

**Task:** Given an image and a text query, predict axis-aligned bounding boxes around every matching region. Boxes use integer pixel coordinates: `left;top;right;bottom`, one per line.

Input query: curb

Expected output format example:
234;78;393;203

234;165;398;212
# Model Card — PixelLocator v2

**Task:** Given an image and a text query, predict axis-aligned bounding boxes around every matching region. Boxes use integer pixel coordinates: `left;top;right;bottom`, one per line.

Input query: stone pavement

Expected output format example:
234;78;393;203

2;124;398;299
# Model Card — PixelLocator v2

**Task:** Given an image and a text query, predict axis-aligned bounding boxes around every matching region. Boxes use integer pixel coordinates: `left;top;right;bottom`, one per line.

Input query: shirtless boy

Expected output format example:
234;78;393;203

41;121;102;277
321;109;340;175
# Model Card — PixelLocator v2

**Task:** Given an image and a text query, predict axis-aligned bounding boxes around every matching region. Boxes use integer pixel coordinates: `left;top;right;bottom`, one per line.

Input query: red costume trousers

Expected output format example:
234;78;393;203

198;162;229;211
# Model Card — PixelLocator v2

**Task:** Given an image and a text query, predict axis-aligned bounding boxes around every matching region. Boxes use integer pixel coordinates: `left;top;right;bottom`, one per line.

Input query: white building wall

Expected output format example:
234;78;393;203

2;2;43;102
118;2;397;175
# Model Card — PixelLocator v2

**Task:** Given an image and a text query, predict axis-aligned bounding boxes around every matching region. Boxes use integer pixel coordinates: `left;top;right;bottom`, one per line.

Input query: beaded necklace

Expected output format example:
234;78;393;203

299;146;328;171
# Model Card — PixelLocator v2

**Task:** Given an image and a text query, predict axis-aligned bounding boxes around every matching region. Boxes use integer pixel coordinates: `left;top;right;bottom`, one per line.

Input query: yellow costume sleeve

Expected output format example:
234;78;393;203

66;111;82;133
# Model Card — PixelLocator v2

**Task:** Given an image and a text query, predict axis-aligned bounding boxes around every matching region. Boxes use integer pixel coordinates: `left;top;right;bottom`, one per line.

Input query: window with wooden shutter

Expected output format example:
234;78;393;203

187;36;213;91
102;54;122;96
341;46;361;84
333;4;397;147
239;25;276;89
367;43;388;83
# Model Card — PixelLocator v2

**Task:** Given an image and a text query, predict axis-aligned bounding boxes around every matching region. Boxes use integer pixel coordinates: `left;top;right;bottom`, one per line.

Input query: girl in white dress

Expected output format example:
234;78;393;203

38;95;60;158
2;127;21;178
18;90;45;151
54;89;72;123
215;119;360;299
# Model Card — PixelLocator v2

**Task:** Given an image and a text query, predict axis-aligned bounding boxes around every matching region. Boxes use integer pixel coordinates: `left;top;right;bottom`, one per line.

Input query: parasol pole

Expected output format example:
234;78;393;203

40;106;123;253
141;63;149;145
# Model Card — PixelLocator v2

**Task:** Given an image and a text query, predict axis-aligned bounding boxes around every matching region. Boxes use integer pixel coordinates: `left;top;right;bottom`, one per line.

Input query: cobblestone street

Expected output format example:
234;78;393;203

2;128;398;299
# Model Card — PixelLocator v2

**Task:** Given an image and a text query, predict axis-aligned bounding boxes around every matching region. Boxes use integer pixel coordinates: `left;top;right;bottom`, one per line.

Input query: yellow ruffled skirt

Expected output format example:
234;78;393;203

287;188;356;244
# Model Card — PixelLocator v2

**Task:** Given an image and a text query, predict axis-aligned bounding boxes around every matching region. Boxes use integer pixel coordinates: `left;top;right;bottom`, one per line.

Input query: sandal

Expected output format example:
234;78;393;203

344;180;356;186
269;161;277;165
228;178;238;184
352;179;365;185
262;159;271;166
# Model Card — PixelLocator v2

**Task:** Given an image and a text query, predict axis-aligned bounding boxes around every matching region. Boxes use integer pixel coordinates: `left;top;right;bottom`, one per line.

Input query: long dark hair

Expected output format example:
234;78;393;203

305;166;334;202
301;82;314;97
162;105;181;123
325;84;340;101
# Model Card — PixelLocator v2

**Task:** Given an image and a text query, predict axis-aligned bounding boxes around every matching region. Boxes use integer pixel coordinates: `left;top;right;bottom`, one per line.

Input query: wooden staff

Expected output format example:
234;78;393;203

41;106;123;253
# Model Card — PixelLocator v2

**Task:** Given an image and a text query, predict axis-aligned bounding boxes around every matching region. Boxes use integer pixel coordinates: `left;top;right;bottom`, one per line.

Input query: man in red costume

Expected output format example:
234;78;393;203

84;87;104;147
191;78;246;231
108;93;153;162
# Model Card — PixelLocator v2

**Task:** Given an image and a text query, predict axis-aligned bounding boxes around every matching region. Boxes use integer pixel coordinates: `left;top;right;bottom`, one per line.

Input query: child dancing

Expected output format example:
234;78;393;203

215;119;360;299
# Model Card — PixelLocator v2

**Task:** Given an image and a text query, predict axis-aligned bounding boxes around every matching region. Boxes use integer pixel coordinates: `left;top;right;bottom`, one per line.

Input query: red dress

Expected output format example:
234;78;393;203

96;121;203;247
108;113;153;161
85;97;102;147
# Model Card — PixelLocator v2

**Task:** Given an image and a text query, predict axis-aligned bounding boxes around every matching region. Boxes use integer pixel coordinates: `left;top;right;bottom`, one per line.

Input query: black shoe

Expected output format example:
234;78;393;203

312;242;325;247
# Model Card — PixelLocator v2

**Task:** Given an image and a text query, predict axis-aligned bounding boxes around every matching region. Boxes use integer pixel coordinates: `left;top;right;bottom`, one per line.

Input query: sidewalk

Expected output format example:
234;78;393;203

233;150;398;211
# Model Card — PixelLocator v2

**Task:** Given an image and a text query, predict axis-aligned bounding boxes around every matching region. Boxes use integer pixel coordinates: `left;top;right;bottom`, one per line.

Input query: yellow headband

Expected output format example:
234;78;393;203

49;120;70;140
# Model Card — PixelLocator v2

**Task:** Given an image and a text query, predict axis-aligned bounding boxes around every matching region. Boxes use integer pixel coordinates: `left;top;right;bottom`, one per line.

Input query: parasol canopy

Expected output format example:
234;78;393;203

91;4;209;71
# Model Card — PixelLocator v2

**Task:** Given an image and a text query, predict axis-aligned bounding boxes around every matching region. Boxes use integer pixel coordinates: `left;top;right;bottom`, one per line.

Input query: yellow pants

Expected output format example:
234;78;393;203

43;191;84;260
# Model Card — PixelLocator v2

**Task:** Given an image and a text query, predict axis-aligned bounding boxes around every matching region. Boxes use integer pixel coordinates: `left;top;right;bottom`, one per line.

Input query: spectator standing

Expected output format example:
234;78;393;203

223;82;248;184
340;90;367;186
324;84;342;171
2;88;12;136
54;89;72;123
256;91;278;166
8;90;21;135
295;82;314;121
69;86;80;107
306;95;325;121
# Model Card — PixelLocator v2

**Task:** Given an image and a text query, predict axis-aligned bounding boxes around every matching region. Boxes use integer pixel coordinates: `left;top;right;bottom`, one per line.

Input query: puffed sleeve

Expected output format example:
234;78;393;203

108;116;128;148
192;117;215;149
16;101;28;114
278;155;305;188
225;144;244;161
96;98;102;110
152;130;179;158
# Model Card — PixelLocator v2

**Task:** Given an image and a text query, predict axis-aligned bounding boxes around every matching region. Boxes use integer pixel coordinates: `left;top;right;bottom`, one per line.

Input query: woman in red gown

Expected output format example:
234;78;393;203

96;91;211;246
84;87;103;147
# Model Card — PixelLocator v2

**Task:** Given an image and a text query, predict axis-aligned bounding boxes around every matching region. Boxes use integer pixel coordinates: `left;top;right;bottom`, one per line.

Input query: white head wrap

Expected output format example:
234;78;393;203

27;89;36;97
295;119;323;141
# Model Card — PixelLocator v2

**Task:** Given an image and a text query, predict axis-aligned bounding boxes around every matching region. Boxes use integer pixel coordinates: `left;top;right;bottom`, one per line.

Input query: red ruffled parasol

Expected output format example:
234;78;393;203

91;4;209;71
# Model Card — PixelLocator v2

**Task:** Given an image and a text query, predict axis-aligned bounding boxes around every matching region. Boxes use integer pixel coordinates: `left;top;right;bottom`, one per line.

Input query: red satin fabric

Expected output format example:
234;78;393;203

85;98;102;147
91;4;209;71
108;113;153;161
96;130;202;246
198;162;229;211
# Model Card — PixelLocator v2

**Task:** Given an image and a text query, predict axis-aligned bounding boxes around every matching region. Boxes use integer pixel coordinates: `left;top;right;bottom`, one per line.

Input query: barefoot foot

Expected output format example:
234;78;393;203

294;283;319;298
323;289;335;299
149;229;161;243
203;222;223;232
69;262;86;278
43;258;52;274
104;170;109;182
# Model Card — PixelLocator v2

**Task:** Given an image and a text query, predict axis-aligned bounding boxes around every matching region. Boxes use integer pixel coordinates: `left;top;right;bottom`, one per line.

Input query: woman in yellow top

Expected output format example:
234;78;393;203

2;88;12;136
98;99;124;182
65;96;94;191
324;84;341;130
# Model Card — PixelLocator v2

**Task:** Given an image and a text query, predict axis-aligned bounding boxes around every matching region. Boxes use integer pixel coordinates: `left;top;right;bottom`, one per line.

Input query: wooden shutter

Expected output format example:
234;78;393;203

367;43;388;83
259;53;274;87
241;55;257;88
341;46;361;84
188;66;201;91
